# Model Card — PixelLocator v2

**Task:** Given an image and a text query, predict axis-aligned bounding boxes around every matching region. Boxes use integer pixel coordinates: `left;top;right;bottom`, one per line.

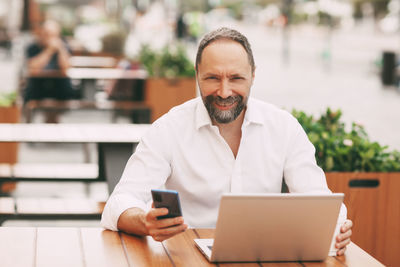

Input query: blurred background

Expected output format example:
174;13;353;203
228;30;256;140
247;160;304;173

0;1;399;266
0;0;399;148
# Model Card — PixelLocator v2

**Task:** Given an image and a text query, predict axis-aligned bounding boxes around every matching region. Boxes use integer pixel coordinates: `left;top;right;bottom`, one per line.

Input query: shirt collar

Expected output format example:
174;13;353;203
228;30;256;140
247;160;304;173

243;98;264;126
195;97;212;130
195;97;264;130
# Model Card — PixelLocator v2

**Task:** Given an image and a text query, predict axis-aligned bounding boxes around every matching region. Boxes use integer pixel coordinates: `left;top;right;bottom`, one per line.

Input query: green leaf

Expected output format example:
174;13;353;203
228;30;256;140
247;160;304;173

292;107;400;172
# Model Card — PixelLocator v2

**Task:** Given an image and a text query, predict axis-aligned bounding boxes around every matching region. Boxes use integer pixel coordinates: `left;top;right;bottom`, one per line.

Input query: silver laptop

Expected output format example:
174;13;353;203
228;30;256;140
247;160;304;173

194;193;344;262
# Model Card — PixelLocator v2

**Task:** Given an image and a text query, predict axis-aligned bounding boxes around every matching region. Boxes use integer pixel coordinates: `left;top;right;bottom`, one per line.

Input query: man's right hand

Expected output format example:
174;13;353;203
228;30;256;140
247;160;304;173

143;207;188;242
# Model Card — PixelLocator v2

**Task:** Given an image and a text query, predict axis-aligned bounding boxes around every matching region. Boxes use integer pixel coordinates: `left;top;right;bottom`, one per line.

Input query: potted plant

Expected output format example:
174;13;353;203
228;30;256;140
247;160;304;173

0;91;20;193
292;108;399;267
0;91;19;164
138;44;196;122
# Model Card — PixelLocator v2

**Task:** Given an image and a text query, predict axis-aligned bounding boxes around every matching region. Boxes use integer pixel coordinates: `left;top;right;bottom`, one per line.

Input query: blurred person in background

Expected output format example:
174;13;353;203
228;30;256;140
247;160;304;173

23;20;75;123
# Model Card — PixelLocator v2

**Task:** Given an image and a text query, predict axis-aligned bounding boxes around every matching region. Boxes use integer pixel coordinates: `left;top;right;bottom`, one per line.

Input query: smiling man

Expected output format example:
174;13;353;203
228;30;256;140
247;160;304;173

101;27;352;255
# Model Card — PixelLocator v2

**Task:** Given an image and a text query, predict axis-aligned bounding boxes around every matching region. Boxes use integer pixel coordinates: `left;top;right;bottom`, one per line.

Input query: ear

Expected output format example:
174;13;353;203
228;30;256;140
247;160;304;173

251;67;256;85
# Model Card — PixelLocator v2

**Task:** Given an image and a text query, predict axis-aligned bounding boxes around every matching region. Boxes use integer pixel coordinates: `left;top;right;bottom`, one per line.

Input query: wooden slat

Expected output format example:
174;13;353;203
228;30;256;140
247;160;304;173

11;163;98;179
378;173;400;267
195;229;294;267
335;243;384;267
194;228;214;238
36;227;84;267
70;56;117;68
27;100;149;111
326;172;400;266
259;263;303;267
120;232;172;266
0;163;12;177
67;68;147;80
0;227;36;267
17;198;65;213
163;229;216;267
16;198;102;214
0;197;15;213
64;198;103;214
0;123;150;143
301;257;343;267
80;228;129;267
193;229;255;267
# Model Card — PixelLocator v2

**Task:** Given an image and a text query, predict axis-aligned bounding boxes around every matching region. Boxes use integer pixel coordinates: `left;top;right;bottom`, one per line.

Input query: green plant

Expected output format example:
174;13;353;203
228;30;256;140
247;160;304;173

0;91;17;107
292;108;400;172
138;44;195;78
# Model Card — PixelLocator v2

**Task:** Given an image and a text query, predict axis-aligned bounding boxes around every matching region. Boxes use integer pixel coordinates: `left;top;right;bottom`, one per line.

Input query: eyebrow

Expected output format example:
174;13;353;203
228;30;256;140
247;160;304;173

201;72;246;77
229;73;244;77
201;72;218;77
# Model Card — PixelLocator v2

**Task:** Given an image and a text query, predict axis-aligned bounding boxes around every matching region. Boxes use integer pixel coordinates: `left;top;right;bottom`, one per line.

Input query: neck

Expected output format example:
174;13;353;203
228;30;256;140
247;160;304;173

213;109;246;158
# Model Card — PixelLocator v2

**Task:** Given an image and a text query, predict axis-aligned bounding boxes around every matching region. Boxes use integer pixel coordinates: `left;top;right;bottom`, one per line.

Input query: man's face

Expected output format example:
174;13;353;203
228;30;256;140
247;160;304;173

197;40;254;124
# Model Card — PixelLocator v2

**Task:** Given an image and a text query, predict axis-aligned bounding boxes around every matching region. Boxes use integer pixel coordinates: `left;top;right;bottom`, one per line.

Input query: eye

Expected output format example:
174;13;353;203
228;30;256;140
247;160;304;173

205;76;218;80
231;76;244;80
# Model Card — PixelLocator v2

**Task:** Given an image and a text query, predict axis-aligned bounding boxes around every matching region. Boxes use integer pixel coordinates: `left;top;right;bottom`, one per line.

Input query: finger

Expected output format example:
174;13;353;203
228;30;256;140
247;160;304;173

336;229;352;242
150;223;188;241
151;202;154;208
341;219;353;233
147;208;168;221
151;223;187;236
153;216;184;229
336;237;351;249
153;225;188;242
336;246;347;256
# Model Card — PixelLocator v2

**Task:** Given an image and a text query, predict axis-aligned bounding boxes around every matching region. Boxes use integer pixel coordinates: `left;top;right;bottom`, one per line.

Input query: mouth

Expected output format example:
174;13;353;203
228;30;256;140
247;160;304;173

214;102;236;110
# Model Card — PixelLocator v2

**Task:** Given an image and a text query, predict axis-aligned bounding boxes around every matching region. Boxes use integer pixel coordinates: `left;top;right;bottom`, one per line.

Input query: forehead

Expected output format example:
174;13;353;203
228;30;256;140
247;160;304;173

199;40;250;72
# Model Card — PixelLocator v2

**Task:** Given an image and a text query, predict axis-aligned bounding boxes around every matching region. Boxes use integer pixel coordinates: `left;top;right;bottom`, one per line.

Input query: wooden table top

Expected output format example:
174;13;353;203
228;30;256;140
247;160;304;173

0;123;151;143
28;68;148;80
67;68;148;80
69;56;118;68
0;227;384;267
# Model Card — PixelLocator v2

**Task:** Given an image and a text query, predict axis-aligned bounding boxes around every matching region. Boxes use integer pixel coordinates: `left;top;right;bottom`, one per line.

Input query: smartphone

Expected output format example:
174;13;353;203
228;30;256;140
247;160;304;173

151;189;183;220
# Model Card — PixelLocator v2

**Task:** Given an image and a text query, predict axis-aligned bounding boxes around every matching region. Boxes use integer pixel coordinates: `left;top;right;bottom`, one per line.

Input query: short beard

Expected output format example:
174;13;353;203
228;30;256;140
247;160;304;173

202;94;246;124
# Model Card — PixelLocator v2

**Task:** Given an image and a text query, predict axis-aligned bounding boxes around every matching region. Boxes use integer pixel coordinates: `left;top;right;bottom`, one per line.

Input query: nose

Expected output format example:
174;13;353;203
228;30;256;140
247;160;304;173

217;79;232;98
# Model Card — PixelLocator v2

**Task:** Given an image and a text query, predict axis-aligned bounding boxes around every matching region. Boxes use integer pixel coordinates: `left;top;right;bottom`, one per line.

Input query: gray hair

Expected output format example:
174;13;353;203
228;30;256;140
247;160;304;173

195;27;255;73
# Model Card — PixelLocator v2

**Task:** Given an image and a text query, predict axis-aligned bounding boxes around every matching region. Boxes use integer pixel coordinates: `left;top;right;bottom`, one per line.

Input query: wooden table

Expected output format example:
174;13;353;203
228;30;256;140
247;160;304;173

0;123;150;144
28;68;148;80
0;227;384;267
0;123;151;223
0;123;151;190
28;68;148;101
69;56;118;68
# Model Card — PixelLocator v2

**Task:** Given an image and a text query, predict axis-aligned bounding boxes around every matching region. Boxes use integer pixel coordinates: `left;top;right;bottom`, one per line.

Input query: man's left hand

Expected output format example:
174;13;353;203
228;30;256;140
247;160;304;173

335;219;353;256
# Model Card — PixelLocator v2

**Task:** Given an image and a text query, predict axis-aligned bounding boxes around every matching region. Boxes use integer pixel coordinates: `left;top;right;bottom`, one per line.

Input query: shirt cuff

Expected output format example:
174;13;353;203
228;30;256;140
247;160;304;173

101;194;148;231
329;203;348;255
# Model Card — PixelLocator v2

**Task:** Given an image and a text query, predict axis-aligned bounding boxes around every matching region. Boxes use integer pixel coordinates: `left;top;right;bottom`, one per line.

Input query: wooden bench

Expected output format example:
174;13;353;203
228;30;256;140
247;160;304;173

24;99;151;123
0;197;104;225
0;163;99;182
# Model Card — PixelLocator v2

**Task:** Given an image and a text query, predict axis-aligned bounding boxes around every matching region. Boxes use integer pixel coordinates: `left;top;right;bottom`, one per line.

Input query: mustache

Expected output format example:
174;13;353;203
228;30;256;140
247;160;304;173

206;95;242;106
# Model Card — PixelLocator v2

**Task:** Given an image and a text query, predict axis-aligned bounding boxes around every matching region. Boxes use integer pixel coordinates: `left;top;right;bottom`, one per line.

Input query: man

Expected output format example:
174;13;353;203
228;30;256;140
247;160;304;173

24;20;75;122
101;27;352;255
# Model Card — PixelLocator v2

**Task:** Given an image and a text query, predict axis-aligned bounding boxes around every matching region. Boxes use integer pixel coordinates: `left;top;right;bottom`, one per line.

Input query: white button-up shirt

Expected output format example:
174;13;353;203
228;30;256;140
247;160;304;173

101;97;346;231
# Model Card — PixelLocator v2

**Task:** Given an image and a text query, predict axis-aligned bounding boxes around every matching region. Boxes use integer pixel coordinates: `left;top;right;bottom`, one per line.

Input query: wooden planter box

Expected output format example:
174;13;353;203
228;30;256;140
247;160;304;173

144;78;197;122
0;105;20;163
325;172;400;267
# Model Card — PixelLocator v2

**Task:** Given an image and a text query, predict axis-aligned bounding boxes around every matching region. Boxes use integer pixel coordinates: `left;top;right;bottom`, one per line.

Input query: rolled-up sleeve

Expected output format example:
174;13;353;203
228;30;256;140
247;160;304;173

101;118;172;231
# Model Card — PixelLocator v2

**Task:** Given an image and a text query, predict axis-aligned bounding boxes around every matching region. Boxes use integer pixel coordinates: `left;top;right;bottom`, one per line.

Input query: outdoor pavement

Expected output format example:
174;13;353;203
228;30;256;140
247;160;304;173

0;22;399;226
